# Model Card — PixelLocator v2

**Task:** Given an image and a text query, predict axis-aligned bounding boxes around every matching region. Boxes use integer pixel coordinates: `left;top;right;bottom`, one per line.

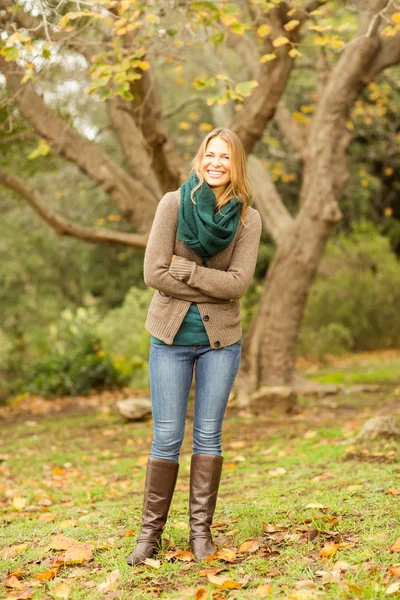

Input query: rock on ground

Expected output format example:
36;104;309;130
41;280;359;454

355;416;400;441
116;397;152;421
250;386;298;414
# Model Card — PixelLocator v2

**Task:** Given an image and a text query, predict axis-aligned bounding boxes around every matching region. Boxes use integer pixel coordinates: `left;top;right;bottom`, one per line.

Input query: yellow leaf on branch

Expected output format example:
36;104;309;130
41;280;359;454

284;20;300;31
272;36;290;47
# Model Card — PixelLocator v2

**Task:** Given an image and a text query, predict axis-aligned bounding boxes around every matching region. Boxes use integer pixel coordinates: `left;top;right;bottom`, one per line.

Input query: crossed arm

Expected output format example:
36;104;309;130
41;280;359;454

144;192;262;302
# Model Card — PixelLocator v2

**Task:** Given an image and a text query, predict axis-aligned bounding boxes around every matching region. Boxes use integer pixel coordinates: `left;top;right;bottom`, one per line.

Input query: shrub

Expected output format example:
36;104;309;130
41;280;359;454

299;222;400;358
23;307;124;398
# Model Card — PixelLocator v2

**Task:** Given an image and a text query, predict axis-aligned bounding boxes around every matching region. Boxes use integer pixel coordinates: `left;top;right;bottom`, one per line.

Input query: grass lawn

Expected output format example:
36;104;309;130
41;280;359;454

1;352;400;599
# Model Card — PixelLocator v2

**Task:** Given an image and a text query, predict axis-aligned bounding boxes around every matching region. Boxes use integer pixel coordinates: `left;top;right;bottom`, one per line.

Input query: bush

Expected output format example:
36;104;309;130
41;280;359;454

97;286;153;388
299;222;400;358
23;308;124;398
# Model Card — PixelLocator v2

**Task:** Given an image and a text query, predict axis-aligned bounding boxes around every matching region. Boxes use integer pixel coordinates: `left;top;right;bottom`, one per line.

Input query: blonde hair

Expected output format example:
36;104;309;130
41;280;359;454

190;127;252;226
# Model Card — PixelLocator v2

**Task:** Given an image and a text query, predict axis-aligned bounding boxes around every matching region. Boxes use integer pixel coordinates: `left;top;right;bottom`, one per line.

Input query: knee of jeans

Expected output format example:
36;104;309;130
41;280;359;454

193;428;222;455
151;431;183;461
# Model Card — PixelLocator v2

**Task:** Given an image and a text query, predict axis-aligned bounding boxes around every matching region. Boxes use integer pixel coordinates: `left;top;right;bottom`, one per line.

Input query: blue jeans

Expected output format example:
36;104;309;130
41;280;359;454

149;342;242;463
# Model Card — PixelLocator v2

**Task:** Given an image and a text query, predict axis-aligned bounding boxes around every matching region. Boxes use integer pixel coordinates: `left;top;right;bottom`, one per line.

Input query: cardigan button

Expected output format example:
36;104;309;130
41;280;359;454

203;315;209;322
214;341;220;348
202;261;208;267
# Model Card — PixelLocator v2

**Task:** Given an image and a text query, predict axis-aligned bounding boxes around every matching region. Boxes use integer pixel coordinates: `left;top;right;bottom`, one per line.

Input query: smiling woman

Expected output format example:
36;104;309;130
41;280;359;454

125;128;262;566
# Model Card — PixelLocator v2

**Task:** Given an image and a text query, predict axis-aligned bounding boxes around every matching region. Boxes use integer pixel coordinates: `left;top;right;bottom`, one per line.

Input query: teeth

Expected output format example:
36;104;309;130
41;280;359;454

208;171;224;176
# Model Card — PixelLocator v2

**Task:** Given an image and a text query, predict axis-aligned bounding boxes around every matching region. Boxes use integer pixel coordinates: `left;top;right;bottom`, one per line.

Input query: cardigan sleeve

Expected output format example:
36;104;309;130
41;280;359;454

143;192;227;304
169;209;262;300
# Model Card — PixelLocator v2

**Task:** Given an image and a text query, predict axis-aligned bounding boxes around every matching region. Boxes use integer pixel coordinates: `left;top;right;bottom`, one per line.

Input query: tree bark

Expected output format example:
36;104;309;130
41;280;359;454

236;0;400;404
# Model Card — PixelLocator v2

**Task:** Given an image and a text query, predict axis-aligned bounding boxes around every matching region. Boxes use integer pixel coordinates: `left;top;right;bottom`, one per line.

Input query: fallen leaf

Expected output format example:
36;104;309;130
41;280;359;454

199;567;225;576
144;558;161;568
389;564;400;578
263;523;288;533
1;544;29;559
58;520;78;529
225;529;240;536
319;543;338;558
52;582;71;598
239;540;260;554
165;550;194;562
254;583;272;595
195;588;208;600
63;544;93;565
268;467;287;476
46;536;80;552
97;569;120;592
348;583;364;594
207;547;237;562
4;576;24;589
67;568;87;579
12;497;27;511
34;566;60;581
38;513;56;523
387;488;400;496
5;592;33;600
207;574;243;589
305;503;326;509
391;538;400;552
386;581;400;595
311;472;336;481
295;579;317;589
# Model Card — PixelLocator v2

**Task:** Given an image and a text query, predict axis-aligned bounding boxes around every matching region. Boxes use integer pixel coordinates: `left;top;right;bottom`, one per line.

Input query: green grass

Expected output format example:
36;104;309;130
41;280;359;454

1;384;400;598
302;354;400;385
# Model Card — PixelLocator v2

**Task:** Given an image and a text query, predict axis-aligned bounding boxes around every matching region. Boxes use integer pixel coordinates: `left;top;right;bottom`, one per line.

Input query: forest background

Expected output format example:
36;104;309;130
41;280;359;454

1;0;400;403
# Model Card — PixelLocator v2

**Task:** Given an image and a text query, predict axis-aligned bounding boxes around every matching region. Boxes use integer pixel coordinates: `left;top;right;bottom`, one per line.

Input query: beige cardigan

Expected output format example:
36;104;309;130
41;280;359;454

143;189;262;349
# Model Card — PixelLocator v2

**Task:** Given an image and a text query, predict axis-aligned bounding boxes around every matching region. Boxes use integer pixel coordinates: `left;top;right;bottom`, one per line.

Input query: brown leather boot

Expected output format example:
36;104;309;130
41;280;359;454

126;457;179;566
189;454;223;561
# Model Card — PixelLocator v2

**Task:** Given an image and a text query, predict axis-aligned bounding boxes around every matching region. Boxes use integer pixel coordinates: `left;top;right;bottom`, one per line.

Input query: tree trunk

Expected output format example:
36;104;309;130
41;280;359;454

237;208;339;403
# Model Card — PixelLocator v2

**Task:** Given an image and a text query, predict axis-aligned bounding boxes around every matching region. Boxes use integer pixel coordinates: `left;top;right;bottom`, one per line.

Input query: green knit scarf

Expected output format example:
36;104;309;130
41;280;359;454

177;173;241;260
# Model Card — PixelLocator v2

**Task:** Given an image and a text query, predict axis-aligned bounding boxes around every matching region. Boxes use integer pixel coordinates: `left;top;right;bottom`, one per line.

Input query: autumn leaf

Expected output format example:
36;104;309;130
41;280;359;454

260;53;277;63
389;564;400;578
58;519;78;529
391;538;400;552
207;574;243;589
63;544;93;564
272;36;290;47
386;581;400;595
12;497;27;511
4;576;25;590
199;566;225;576
4;592;33;600
52;582;71;598
97;569;120;592
34;566;60;581
195;588;208;600
239;540;260;554
1;544;29;559
257;24;271;37
46;536;80;552
144;558;161;568
165;549;194;562
319;543;338;558
38;512;56;523
268;467;287;476
206;547;237;562
255;583;272;595
284;19;300;31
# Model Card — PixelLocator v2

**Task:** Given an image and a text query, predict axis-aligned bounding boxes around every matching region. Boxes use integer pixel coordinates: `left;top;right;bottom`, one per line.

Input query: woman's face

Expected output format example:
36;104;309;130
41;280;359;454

201;137;231;192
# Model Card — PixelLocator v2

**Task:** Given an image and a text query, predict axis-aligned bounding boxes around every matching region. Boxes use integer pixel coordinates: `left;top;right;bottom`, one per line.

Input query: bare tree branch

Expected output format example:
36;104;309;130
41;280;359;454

0;167;148;247
231;1;329;154
274;102;308;158
107;96;163;200
0;56;158;232
247;155;294;245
